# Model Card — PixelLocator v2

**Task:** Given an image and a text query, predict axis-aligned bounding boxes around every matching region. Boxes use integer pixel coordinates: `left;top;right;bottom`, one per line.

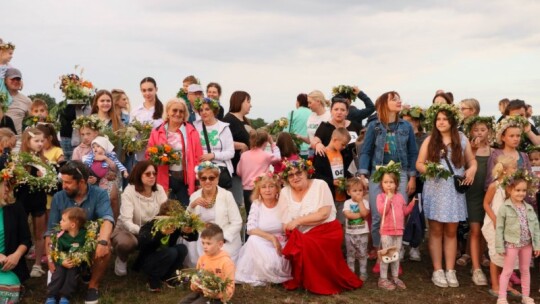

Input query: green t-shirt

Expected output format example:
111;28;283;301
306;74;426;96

0;208;20;285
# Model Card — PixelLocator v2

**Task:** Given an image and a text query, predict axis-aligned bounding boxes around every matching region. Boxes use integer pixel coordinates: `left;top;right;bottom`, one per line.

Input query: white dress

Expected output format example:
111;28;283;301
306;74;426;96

235;201;292;286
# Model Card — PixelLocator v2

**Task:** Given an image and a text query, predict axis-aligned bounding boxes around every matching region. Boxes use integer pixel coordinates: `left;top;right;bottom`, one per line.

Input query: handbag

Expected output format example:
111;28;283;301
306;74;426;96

442;153;470;194
202;123;232;189
377;196;399;264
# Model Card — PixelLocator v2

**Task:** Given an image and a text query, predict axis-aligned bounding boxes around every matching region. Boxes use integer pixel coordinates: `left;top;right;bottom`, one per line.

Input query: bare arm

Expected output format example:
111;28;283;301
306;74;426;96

483;183;498;227
415;136;431;174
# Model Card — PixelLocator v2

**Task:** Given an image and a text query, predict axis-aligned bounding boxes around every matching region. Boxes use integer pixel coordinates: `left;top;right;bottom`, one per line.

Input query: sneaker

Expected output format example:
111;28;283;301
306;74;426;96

45;297;56;304
432;270;448;288
446;269;459;287
378;278;396;290
393;278;407;289
496;299;509;304
409;247;421;261
456;254;470;266
84;288;99;304
59;297;70;304
472;269;488;286
114;257;127;276
30;265;45;278
522;296;535;304
399;246;406;261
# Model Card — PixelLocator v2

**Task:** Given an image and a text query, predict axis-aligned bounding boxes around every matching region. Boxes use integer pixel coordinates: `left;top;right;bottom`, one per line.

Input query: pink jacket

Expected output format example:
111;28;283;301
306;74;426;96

376;193;414;236
236;145;281;190
147;122;203;194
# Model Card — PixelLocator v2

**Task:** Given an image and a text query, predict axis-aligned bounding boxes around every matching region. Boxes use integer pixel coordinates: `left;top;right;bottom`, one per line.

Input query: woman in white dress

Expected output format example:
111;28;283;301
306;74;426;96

184;162;242;266
236;172;292;286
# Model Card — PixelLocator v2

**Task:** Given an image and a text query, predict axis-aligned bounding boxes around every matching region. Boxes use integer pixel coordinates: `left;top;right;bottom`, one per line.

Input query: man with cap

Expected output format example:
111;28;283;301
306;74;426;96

186;84;204;123
4;68;31;147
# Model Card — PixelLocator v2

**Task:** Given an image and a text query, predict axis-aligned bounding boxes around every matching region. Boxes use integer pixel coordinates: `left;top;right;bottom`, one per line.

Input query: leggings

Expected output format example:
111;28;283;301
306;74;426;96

380;235;402;279
498;244;532;299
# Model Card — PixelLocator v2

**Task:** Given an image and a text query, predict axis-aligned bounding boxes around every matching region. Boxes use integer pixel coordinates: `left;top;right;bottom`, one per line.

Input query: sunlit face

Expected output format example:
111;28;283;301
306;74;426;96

199;104;216;122
307;97;320;112
0;50;13;64
387;94;402;113
60;213;75;232
28;133;44;153
347;184;365;202
201;236;223;256
206;87;220;100
330;137;347;151
61;174;84;198
331;102;348;122
460;103;474;119
381;174;397;194
501;127;521;149
141;165;157;188
259;181;278;201
140;82;157;103
116;94;129;109
31;106;48;118
92;143;105;155
435;112;451;133
509;181;528;203
529;152;540;167
167;103;185;124
80;127;99;145
471;123;489;142
198;170;218;191
240;97;252;115
96;94;112;113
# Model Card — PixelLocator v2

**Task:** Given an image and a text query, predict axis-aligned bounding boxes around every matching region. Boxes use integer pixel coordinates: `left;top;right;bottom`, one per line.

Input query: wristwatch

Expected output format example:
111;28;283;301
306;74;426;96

97;240;109;246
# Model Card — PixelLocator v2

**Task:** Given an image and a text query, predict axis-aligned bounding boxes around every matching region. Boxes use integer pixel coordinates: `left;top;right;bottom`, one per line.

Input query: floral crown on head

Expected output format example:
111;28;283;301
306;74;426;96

371;160;402;184
424;103;462;129
526;145;540;154
332;85;356;102
463;116;495;138
194;98;220;112
495;115;529;145
0;42;15;50
501;169;539;196
254;172;281;186
400;106;425;120
280;158;315;181
72;115;105;131
194;161;221;176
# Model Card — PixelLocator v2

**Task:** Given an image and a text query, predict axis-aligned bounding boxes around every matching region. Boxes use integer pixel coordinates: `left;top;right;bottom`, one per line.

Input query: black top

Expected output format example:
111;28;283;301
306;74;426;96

313;150;353;201
2;201;32;283
315;121;362;165
0;115;17;135
346;91;375;129
222;113;250;172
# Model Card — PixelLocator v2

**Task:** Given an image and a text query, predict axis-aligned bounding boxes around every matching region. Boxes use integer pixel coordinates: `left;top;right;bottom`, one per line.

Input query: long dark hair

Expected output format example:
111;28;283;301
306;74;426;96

426;110;464;168
140;77;163;120
229;91;251;126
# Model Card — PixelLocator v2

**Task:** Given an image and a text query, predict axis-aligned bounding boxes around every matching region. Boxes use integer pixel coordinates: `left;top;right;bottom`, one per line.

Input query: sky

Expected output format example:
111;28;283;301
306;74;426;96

3;0;540;121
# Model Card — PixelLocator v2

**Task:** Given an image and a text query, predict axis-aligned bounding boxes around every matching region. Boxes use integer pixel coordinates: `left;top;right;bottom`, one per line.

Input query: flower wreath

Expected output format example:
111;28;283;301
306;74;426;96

332;85;357;101
400;106;425;120
0;152;58;192
371;160;402;184
424;103;462;130
463;116;495;137
501;169;539;196
49;219;102;266
193;98;220;112
495;115;529;145
0;42;15;50
280;158;315;181
526;145;540;154
24;115;61;132
72;115;106;131
194;161;221;176
253;172;281;186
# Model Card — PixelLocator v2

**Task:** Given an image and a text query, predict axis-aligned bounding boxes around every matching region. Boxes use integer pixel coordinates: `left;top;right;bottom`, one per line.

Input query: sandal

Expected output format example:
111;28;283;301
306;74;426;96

456;254;471;266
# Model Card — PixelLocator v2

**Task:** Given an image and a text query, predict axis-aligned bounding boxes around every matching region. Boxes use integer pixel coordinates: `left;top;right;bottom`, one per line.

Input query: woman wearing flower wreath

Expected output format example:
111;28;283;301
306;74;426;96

359;91;418;262
279;159;362;294
184;161;242;266
235;172;291;286
416;103;477;288
147;98;202;205
110;160;167;277
331;85;375;129
192;98;234;190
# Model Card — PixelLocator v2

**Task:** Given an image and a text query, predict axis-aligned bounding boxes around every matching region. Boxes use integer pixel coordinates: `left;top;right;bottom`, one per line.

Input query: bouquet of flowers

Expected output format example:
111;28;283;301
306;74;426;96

336;177;347;193
332;85;357;101
173;268;233;303
116;120;153;153
49;219;102;266
147;144;182;166
1;152;58;192
0;92;8;112
289;133;305;151
421;161;452;181
264;117;288;136
72;115;106;131
151;201;205;244
57;66;95;104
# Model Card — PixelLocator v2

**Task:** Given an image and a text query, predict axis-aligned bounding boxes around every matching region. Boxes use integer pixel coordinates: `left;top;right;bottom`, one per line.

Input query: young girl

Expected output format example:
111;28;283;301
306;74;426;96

482;155;519;297
273;132;299;174
495;171;540;304
343;177;370;281
15;128;48;278
236;129;281;217
37;124;64;164
71;116;103;162
416;103;477;288
374;163;416;290
462;116;494;285
0;39;15;107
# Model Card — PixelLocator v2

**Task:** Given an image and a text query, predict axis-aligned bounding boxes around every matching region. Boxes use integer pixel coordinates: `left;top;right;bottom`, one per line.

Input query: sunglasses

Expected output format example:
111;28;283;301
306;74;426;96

287;171;304;179
200;175;217;182
143;171;157;177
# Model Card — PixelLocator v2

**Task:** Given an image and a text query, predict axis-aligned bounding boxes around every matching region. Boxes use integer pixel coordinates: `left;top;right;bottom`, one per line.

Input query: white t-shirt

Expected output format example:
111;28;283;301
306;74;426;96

306;111;331;141
199;123;226;168
343;199;370;235
130;105;163;128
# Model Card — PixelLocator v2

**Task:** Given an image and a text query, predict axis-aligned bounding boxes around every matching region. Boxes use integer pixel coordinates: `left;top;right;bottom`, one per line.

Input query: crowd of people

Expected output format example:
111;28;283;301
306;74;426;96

0;38;540;304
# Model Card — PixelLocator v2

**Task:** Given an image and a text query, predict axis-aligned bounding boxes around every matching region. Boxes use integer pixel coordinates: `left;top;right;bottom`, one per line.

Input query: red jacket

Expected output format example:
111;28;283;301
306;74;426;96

147;122;203;195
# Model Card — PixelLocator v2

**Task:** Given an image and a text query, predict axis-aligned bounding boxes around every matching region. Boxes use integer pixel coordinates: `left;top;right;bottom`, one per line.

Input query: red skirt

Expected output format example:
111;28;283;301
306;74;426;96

282;220;363;295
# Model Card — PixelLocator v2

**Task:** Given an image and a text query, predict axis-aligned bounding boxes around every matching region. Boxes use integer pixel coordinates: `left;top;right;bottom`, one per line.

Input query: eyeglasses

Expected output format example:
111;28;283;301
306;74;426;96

200;176;217;182
287;171;304;179
171;108;185;114
143;171;157;177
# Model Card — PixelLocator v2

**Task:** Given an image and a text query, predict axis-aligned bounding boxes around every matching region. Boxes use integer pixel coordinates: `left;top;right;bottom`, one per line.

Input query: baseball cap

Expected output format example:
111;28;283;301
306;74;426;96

5;68;22;79
187;84;203;93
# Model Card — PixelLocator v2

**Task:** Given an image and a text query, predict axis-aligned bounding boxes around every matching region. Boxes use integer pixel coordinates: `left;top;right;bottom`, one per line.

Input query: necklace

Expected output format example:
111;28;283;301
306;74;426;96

202;188;218;209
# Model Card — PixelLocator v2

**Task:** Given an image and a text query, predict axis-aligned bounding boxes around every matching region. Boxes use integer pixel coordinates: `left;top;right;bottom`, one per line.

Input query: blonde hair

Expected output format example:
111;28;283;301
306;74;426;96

346;176;367;192
460;98;480;116
250;173;281;202
331;127;351;143
491;155;517;181
0;128;15;149
249;129;269;149
111;89;131;113
308;90;330;108
163;98;188;123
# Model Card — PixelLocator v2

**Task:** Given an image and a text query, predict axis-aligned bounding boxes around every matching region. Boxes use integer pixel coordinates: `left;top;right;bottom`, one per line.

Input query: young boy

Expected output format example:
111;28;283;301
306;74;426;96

313;127;352;224
23;99;50;129
46;207;87;304
343;177;370;281
179;223;235;304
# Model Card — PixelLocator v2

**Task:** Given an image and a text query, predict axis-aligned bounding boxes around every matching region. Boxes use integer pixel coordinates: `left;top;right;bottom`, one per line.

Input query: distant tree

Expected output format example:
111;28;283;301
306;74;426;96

250;117;267;129
28;93;56;109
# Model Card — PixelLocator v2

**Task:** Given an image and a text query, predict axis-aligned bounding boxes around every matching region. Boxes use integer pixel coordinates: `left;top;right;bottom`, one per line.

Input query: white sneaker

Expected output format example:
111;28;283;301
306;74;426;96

30;265;45;278
399;246;406;261
471;269;487;286
432;270;448;288
521;296;535;304
446;269;459;287
114;257;127;276
409;247;421;261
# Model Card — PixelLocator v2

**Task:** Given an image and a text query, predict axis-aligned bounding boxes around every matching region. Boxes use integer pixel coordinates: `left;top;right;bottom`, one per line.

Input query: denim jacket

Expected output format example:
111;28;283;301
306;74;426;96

495;199;540;254
359;119;418;177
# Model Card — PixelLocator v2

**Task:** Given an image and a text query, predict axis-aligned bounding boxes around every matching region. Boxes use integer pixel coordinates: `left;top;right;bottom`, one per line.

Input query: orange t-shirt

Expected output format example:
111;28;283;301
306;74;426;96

192;250;235;301
326;149;345;202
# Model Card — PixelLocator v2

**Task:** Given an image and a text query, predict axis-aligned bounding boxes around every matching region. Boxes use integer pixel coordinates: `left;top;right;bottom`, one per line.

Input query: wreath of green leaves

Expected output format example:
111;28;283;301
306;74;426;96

371;161;402;184
193;98;220;112
501;169;539;196
463;116;495;137
495;115;529;145
424;103;462;130
0;152;58;192
400;106;425;120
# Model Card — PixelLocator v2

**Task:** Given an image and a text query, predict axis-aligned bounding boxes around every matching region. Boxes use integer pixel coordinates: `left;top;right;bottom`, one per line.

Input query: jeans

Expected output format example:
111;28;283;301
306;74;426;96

169;175;190;206
60;137;74;161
